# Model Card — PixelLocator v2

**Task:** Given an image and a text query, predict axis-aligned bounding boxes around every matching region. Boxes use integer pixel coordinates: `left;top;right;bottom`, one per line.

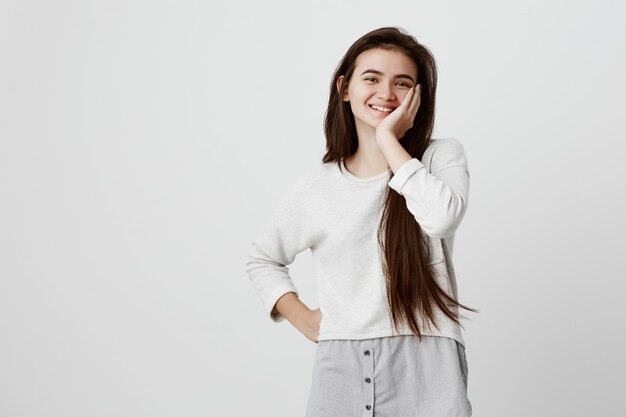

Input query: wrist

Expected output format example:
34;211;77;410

279;294;310;327
376;130;397;144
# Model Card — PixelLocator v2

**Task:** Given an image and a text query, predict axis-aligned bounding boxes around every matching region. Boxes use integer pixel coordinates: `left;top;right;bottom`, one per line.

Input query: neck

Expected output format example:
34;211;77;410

345;126;389;177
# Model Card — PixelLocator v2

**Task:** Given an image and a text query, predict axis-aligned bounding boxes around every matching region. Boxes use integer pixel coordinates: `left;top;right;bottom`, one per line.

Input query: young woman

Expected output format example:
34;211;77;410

246;26;479;417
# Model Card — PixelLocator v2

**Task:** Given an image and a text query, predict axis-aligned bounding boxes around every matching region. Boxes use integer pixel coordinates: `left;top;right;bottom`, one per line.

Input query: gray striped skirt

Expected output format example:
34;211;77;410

305;335;471;417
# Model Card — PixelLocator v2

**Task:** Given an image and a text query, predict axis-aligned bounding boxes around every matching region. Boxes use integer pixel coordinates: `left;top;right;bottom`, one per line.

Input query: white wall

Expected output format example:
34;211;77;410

1;0;624;416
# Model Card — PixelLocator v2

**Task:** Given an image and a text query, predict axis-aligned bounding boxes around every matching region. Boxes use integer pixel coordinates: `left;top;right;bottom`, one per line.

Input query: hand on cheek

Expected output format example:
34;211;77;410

376;84;422;141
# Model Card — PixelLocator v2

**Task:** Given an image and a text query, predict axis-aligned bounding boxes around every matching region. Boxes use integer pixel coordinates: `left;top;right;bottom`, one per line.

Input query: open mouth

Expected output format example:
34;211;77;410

369;104;396;113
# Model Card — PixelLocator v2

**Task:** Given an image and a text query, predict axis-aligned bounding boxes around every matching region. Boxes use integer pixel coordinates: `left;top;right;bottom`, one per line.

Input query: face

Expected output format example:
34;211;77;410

337;48;418;134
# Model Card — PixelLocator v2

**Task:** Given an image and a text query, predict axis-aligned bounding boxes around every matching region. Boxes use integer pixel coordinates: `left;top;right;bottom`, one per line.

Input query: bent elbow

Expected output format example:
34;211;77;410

420;195;468;238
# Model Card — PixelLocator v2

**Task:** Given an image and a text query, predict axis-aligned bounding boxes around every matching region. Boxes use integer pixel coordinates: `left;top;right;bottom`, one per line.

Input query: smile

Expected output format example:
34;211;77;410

369;104;396;113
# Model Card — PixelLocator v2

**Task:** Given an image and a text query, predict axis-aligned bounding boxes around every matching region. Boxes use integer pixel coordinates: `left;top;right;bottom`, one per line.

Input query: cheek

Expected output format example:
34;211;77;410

354;85;374;96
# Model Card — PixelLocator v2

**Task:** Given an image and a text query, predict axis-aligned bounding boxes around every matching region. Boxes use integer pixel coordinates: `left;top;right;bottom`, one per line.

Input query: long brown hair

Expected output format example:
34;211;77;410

322;26;478;340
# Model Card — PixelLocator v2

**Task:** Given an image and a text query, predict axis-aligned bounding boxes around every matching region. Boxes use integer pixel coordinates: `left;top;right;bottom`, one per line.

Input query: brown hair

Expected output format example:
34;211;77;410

322;26;479;340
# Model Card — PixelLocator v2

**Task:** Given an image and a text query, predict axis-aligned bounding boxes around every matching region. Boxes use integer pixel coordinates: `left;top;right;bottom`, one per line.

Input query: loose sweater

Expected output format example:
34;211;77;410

245;138;471;348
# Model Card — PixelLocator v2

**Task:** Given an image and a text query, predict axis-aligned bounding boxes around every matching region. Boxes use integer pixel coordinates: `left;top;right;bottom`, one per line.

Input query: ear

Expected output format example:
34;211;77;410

337;75;349;102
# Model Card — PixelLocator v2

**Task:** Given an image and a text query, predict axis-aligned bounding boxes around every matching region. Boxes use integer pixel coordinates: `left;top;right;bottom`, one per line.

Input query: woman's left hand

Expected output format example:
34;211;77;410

376;84;421;140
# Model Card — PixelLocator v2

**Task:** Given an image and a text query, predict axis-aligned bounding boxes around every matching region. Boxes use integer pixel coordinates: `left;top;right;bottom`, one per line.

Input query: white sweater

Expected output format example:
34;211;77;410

245;138;471;348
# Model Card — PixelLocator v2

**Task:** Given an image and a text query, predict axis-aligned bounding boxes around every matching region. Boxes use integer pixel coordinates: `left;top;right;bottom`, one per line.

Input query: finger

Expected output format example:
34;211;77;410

411;85;420;108
401;85;416;112
409;84;421;115
399;86;414;109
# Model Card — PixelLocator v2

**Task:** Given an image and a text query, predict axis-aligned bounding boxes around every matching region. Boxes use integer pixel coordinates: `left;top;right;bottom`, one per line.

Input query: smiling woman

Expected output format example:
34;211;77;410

338;48;418;137
245;26;478;417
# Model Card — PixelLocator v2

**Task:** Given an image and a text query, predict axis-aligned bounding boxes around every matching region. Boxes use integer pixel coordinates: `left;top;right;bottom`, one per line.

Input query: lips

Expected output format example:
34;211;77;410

369;104;396;113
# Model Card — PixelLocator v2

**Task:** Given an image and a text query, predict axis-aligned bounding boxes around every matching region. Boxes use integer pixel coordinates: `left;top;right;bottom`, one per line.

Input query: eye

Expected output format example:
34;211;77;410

365;77;377;82
397;82;411;88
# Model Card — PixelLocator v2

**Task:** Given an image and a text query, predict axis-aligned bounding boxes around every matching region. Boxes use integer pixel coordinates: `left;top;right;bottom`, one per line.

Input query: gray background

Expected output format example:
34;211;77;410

1;0;625;416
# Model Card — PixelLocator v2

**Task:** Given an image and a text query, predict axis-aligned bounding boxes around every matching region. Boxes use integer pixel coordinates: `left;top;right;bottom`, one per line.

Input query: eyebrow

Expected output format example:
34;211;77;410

360;69;415;83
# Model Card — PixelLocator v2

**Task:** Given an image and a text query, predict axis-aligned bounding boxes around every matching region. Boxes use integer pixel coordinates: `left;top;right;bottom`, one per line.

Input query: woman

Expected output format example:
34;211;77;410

246;26;479;416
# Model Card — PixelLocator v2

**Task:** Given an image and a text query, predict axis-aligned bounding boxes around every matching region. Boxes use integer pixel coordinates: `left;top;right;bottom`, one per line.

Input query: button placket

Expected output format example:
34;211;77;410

361;346;374;415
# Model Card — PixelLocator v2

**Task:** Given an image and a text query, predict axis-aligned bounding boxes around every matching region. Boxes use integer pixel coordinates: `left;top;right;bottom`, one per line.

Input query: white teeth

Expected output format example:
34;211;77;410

370;105;394;112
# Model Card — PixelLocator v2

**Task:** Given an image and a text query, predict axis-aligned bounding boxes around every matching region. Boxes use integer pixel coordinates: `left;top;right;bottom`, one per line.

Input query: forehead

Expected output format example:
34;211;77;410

354;48;417;75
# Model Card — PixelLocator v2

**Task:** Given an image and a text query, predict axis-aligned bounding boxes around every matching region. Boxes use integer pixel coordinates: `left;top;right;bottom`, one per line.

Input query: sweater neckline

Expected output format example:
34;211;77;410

339;159;391;183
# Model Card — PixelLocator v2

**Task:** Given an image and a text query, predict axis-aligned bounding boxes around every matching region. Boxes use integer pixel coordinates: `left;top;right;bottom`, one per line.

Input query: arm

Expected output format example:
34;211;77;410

273;292;322;343
245;176;315;322
378;134;470;238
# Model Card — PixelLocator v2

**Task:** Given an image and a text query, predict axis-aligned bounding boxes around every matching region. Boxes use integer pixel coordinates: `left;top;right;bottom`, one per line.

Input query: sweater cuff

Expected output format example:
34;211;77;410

388;158;425;195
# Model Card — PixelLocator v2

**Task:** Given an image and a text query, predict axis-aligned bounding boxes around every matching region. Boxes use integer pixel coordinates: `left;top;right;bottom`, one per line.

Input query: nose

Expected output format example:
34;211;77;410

377;82;396;101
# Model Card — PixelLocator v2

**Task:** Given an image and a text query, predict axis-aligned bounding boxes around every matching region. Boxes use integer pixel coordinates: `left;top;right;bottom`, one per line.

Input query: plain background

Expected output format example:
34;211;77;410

1;0;625;416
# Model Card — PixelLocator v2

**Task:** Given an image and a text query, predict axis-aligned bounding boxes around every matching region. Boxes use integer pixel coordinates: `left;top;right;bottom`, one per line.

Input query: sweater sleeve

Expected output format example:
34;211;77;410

387;138;470;238
245;176;314;323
